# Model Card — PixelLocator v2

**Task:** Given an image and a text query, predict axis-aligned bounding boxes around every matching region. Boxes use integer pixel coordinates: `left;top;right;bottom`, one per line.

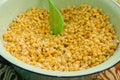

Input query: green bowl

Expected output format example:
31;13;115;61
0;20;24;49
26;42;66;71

0;0;120;80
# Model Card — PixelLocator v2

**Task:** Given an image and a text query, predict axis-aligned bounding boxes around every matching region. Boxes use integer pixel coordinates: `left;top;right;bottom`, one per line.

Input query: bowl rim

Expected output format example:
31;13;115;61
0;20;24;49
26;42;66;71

112;0;120;7
7;56;120;78
0;44;120;77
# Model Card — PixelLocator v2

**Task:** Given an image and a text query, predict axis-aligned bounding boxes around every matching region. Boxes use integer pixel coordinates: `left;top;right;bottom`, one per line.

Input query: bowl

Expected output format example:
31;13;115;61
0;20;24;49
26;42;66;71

0;0;120;80
113;0;120;7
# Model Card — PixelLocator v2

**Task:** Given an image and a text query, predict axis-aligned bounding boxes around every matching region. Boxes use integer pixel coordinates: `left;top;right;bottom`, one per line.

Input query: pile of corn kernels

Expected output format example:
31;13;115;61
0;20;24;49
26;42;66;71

3;4;119;71
117;0;120;4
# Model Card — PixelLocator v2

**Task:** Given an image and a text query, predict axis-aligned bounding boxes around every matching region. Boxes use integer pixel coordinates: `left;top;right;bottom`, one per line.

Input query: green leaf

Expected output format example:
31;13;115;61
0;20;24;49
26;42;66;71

48;0;64;35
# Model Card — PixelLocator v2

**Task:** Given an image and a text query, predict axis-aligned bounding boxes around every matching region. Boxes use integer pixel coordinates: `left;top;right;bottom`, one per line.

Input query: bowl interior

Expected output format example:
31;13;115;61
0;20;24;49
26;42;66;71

0;0;120;77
